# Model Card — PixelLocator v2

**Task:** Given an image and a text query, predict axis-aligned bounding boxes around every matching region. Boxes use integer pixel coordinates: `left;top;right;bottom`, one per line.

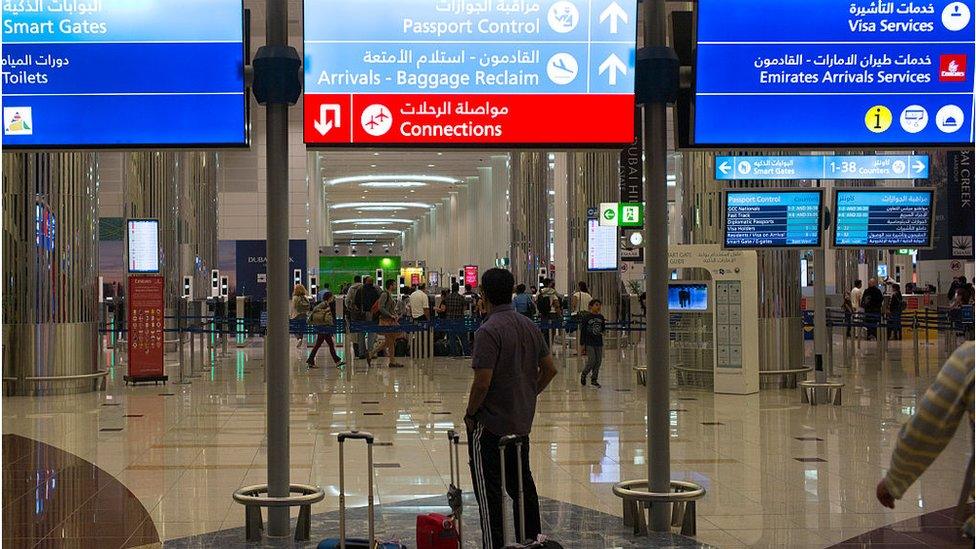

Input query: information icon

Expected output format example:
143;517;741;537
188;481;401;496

865;105;892;133
899;105;928;134
546;53;579;85
942;2;971;31
547;1;580;33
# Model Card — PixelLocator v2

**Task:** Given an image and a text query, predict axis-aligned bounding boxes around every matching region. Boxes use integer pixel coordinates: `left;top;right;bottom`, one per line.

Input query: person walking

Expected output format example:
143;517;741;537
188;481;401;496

290;284;311;348
887;284;906;341
876;341;974;536
306;291;344;368
367;279;405;368
537;278;562;348
571;281;593;354
843;291;855;338
862;278;884;340
464;268;558;549
850;279;864;338
579;299;606;388
357;276;380;356
345;275;364;358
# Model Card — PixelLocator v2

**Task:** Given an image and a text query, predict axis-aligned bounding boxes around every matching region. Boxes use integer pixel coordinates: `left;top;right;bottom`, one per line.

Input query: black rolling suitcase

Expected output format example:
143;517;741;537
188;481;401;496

498;435;564;549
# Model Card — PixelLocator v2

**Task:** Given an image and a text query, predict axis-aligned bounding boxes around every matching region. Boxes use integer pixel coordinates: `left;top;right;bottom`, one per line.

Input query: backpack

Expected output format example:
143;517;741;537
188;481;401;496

309;302;333;326
295;297;310;315
537;294;552;315
371;291;387;320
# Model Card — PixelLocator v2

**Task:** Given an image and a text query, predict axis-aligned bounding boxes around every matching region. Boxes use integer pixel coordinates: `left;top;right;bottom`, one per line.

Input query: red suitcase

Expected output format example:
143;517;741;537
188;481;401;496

417;430;463;549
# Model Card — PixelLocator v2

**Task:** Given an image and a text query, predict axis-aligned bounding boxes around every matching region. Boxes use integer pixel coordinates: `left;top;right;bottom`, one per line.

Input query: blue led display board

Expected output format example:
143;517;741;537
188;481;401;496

1;0;247;148
695;0;975;146
723;189;824;249
716;155;930;180
833;188;935;248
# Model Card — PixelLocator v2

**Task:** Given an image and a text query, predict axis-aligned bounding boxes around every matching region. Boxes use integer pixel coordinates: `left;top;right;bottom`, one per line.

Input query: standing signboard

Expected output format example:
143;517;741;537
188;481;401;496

694;0;975;146
1;0;248;148
947;150;975;258
303;0;638;146
125;275;166;383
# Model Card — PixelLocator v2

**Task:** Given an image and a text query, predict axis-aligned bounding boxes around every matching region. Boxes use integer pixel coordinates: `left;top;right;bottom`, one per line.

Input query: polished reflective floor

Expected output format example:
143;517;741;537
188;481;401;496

2;332;972;548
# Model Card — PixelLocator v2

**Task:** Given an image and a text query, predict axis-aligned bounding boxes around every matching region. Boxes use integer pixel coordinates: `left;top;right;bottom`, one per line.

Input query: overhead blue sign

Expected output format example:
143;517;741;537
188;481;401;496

303;0;638;145
695;0;975;146
833;189;934;247
1;0;247;148
724;190;824;249
716;155;930;180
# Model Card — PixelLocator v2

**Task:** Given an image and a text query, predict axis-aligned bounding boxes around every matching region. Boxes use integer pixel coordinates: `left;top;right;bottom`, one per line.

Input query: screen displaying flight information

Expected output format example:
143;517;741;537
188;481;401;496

723;190;824;249
833;189;934;247
128;219;159;273
587;218;618;271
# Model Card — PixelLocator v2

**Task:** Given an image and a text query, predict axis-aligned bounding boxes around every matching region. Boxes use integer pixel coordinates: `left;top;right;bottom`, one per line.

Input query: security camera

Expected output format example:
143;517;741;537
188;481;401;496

350;247;357;255
333;247;340;254
368;248;374;255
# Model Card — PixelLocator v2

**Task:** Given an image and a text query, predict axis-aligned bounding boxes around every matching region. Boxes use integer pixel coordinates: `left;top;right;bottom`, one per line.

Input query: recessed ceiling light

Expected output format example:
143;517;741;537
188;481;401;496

360;182;427;188
327;175;457;186
370;164;377;168
437;152;443;156
334;229;404;235
427;164;435;167
331;202;432;210
372;152;380;156
332;218;412;225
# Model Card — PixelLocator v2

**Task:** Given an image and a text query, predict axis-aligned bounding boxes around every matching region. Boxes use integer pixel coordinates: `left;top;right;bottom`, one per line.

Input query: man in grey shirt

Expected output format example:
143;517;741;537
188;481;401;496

464;268;558;548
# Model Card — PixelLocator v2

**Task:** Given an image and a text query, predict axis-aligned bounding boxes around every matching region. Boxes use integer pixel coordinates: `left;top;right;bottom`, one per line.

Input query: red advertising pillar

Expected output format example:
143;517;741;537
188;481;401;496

124;275;168;384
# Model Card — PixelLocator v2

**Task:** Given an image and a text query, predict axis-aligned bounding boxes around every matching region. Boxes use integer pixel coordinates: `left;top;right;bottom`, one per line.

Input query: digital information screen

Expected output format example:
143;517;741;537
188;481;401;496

833;189;934;248
716;155;930;180
303;0;637;146
668;283;709;312
587;218;618;271
1;0;247;148
128;219;160;273
695;0;975;146
724;190;824;249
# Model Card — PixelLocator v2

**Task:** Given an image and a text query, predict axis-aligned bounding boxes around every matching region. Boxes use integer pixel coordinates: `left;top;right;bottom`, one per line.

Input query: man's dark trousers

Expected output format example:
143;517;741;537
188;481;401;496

468;422;541;548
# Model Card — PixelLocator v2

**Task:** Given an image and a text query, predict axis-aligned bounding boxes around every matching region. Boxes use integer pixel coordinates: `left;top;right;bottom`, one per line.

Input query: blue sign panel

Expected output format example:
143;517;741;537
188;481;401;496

1;0;247;147
236;240;307;301
716;155;930;180
833;189;934;248
724;190;824;248
695;0;976;146
303;0;637;145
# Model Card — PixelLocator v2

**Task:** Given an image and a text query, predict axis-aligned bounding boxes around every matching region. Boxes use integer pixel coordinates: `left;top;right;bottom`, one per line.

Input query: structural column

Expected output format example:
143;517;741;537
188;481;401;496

2;152;99;395
181;152;220;299
124;151;181;309
490;155;511;268
509;152;550;286
566;151;622;319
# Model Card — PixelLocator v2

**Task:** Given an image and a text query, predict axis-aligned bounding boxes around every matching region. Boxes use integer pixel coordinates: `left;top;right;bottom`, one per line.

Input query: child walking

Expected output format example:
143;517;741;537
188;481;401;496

580;299;605;388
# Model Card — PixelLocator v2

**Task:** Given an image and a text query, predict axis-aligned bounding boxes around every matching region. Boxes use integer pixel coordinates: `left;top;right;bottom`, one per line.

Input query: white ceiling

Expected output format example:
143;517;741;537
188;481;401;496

316;150;494;242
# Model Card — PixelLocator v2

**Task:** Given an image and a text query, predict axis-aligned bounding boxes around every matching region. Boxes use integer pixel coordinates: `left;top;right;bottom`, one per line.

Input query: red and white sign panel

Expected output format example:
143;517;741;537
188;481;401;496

303;0;638;146
127;275;165;379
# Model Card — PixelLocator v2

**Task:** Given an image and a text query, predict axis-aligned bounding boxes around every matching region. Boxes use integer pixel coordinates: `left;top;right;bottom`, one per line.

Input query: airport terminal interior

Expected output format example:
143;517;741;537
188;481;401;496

2;0;975;548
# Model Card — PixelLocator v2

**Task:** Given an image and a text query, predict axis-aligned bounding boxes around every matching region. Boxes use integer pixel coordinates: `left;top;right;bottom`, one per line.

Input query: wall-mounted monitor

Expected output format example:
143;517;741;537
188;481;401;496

127;219;159;273
693;0;976;147
587;218;618;271
722;189;824;249
832;188;935;248
668;282;710;312
2;0;248;148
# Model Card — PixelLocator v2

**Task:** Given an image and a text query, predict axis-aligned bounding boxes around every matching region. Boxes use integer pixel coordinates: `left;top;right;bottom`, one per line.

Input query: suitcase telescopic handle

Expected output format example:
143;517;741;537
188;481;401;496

498;434;520;448
338;430;374;444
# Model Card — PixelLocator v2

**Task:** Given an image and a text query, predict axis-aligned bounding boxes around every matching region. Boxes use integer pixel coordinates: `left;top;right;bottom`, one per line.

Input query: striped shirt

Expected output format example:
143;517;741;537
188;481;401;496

883;341;974;528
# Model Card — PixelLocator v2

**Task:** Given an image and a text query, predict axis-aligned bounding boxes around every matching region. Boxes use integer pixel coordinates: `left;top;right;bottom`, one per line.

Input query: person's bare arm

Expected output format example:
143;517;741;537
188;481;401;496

536;354;557;395
465;368;494;418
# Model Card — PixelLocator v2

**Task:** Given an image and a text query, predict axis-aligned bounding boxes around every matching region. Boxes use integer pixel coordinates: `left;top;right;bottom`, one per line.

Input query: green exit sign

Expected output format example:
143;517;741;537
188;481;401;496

896;249;916;255
599;202;644;227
